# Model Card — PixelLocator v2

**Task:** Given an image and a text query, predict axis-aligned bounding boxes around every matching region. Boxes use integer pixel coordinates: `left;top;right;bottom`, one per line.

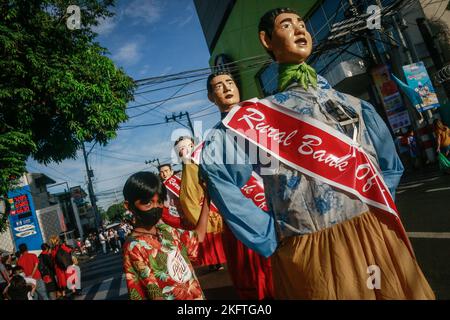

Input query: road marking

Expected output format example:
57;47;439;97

400;176;441;186
396;190;406;194
408;232;450;239
92;277;114;300
119;273;128;297
425;187;450;193
397;183;424;190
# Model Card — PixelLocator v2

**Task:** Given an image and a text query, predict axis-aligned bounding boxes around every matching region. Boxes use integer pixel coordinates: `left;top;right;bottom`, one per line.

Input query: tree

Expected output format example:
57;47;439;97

0;1;136;231
0;130;36;230
106;202;126;222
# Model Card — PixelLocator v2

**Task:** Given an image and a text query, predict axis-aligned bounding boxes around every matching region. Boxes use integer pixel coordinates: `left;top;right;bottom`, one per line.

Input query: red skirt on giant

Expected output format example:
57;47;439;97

222;224;274;300
194;232;227;266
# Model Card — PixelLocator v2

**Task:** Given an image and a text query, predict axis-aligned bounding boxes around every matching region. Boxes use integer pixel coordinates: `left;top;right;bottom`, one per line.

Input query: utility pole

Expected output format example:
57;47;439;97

145;158;161;167
165;112;195;137
114;189;119;204
81;142;100;231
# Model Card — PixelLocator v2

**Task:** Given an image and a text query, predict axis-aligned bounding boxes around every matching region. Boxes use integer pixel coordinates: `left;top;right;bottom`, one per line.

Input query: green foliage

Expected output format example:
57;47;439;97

105;202;126;222
0;130;36;231
0;1;136;231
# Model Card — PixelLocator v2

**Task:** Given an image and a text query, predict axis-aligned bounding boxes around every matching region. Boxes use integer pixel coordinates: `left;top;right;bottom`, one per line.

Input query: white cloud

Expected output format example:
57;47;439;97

139;64;151;76
160;66;173;76
124;0;163;25
178;13;193;27
112;41;142;66
168;4;194;27
92;15;118;35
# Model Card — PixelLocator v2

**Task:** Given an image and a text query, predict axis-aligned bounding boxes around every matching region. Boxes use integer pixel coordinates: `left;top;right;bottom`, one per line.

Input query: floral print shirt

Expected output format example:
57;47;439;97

123;222;204;300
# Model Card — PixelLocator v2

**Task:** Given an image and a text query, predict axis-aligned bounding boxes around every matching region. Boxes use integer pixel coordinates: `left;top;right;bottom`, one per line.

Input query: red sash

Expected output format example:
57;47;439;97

222;98;413;254
169;144;269;213
164;174;182;198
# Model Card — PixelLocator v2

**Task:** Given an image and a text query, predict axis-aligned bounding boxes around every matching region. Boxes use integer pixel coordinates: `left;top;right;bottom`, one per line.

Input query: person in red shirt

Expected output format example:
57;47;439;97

49;236;72;299
17;244;49;300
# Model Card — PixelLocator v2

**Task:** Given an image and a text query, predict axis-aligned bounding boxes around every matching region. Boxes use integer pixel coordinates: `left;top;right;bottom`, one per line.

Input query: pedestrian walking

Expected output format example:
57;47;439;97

66;256;82;296
84;237;92;257
3;274;35;300
10;266;37;299
434;119;450;157
50;236;72;299
108;229;117;253
17;243;48;300
113;229;120;253
117;224;126;249
99;232;107;254
38;243;58;300
406;129;420;169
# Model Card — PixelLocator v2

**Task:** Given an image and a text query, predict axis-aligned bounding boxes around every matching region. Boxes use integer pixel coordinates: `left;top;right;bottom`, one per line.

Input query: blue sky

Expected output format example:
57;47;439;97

26;0;221;210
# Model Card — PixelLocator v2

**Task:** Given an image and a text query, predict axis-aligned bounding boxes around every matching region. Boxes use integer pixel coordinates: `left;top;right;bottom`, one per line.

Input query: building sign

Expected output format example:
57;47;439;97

371;64;411;131
403;61;440;112
70;186;85;206
8;185;44;251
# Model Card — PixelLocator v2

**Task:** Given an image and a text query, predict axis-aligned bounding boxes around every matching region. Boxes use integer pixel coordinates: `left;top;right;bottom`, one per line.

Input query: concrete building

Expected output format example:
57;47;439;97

49;186;96;239
0;172;64;253
194;0;450;163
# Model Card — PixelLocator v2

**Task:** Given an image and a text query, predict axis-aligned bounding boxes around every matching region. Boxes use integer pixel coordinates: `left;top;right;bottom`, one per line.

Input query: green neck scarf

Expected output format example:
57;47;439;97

278;62;318;92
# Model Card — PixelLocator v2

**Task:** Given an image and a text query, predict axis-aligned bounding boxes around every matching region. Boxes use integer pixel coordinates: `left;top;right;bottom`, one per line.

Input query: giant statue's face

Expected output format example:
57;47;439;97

159;165;173;181
175;138;194;161
208;74;240;112
260;13;313;64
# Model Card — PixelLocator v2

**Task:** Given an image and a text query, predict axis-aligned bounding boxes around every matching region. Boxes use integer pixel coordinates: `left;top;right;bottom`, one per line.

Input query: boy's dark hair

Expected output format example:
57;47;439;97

10;274;27;289
41;243;49;251
206;70;236;95
174;136;194;147
123;172;167;205
18;243;27;254
258;7;301;59
157;163;172;172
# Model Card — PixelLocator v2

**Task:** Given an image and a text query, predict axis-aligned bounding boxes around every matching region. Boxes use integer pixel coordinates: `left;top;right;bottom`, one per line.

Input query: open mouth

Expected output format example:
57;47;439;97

225;94;234;99
295;38;308;46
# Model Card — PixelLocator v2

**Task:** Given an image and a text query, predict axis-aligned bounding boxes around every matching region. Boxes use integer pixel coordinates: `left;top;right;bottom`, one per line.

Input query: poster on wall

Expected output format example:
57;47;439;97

371;64;411;131
403;61;440;112
7;185;44;251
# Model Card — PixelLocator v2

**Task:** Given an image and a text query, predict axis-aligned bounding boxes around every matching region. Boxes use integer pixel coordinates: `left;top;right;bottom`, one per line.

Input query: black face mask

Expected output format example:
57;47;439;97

130;204;163;227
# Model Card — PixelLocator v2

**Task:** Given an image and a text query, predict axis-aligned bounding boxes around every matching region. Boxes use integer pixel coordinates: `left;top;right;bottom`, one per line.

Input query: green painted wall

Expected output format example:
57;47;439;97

210;0;319;100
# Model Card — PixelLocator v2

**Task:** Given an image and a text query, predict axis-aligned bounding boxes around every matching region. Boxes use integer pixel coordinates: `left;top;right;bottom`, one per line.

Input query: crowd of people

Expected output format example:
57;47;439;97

0;236;79;300
120;7;435;301
82;223;132;256
394;119;450;173
0;221;133;301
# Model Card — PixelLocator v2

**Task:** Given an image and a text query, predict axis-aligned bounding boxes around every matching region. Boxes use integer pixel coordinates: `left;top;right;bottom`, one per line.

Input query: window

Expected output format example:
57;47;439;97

322;0;342;21
256;62;279;96
309;9;327;40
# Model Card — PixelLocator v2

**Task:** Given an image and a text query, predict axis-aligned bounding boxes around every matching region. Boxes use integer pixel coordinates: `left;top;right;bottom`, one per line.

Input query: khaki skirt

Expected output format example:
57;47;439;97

272;211;435;300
